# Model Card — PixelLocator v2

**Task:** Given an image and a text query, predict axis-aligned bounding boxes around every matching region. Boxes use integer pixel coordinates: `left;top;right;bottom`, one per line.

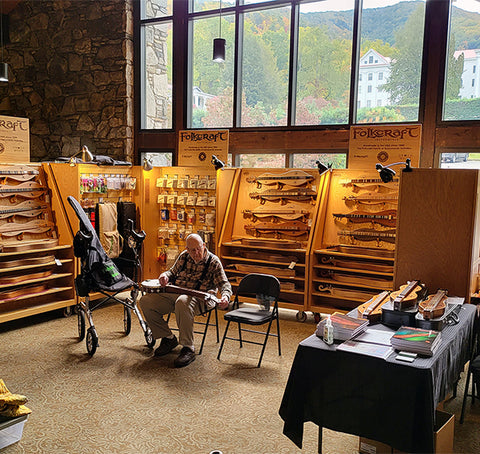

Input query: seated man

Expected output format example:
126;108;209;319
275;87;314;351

140;233;231;368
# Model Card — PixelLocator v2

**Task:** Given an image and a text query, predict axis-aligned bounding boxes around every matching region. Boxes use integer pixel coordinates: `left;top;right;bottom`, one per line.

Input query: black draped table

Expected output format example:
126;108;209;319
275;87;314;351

279;303;476;453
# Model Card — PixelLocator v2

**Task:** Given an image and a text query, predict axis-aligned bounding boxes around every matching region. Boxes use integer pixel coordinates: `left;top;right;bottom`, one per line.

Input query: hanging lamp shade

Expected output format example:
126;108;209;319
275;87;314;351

0;62;7;82
213;38;225;63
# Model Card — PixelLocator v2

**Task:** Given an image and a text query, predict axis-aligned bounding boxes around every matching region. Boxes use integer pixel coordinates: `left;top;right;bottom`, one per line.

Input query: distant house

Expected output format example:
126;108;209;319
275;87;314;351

357;49;392;109
192;86;215;109
454;49;480;99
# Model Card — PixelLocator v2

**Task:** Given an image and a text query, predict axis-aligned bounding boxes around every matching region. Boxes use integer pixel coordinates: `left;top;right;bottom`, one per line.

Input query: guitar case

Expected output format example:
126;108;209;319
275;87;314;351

415;298;464;331
381;300;418;328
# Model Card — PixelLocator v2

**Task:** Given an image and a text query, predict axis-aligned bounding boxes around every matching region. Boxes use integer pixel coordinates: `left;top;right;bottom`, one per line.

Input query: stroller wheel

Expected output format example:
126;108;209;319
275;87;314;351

145;327;156;348
77;309;86;341
124;306;132;335
86;327;98;356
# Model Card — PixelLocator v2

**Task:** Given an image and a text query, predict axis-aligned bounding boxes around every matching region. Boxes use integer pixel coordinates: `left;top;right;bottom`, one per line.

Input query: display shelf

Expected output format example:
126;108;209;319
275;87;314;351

307;169;397;313
218;168;328;313
0;164;75;324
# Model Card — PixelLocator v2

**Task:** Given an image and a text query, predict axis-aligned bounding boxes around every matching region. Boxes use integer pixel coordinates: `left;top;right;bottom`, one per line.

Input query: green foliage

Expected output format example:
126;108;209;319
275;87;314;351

356;106;406;123
443;97;480;121
445;33;463;100
381;5;425;105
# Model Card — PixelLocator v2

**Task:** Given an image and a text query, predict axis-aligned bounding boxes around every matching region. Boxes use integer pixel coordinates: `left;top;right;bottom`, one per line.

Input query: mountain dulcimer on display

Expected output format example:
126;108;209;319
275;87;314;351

338;228;396;245
0;219;55;239
242;206;310;222
340;177;399;193
0;200;49;219
246;170;314;189
0;165;40;182
390;280;427;311
244;220;310;238
320;255;394;273
418;289;448;320
0;181;48;200
343;193;398;206
333;209;397;227
249;188;317;204
357;290;391;323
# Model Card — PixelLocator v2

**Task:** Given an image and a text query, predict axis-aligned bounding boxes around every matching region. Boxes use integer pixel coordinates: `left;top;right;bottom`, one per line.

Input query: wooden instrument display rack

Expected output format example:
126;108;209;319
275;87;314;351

307;169;399;316
0;163;75;323
218;168;327;313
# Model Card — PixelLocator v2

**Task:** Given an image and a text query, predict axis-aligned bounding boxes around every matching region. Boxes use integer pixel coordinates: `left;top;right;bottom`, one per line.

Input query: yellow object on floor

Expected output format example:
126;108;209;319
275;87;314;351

0;379;31;418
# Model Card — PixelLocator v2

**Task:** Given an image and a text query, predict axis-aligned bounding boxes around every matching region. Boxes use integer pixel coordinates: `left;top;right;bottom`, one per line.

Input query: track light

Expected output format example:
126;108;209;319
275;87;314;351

212;0;225;63
316;160;332;175
211;154;225;171
69;145;93;166
375;158;412;183
143;157;153;171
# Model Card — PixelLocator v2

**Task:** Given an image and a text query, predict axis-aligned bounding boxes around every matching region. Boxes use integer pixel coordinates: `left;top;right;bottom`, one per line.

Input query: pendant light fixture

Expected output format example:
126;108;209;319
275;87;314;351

212;0;225;62
0;0;8;82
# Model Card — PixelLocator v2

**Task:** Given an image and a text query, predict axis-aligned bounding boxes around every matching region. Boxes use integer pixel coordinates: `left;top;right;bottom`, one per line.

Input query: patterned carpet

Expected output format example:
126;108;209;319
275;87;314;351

0;303;479;454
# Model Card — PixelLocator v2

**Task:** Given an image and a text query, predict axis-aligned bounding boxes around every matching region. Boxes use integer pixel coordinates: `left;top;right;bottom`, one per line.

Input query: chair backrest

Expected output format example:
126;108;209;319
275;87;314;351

234;273;281;309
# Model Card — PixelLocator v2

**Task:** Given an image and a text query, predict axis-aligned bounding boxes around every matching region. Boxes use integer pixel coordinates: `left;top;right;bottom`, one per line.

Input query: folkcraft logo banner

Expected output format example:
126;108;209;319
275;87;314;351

349;124;421;169
0;115;30;163
178;130;229;168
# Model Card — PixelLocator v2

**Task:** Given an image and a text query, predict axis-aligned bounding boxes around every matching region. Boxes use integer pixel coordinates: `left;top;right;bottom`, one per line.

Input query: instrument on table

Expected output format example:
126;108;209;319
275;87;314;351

333;210;397;227
140;280;221;305
0;165;40;182
242;207;310;222
0;181;47;199
418;289;448;320
390;280;427;311
249;188;317;204
357;290;391;323
246;170;314;189
338;228;396;244
0;200;49;219
244;220;310;238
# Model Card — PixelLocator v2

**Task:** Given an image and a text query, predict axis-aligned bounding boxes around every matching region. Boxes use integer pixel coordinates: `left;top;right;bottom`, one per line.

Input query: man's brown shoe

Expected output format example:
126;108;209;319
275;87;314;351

174;347;196;368
154;335;178;356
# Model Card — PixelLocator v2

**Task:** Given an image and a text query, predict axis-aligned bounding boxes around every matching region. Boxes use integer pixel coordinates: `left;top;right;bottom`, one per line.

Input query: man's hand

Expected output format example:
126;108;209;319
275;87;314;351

218;295;230;310
158;272;169;287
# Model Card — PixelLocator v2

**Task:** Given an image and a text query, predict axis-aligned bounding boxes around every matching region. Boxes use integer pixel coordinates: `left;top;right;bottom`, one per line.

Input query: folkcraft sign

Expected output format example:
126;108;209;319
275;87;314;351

0;115;30;163
348;124;421;169
178;130;228;168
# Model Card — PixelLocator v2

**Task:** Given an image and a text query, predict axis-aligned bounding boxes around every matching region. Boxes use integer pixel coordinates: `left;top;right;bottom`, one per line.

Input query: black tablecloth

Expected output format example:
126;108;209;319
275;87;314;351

279;303;476;453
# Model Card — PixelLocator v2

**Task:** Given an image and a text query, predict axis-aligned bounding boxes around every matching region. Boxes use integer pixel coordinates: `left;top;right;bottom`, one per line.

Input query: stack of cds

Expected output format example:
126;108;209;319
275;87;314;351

390;326;442;356
316;313;369;341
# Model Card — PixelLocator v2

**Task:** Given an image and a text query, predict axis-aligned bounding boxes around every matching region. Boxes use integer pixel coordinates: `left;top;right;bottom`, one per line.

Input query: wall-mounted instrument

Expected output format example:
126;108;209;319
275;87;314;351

0;165;40;182
333;210;397;227
250;188;317;204
0;181;47;200
338;228;396;244
243;206;310;222
246;170;314;189
244;220;310;238
343;193;398;206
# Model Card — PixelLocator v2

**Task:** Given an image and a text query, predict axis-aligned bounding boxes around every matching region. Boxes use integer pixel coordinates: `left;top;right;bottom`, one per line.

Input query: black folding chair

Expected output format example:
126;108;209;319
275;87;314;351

165;305;219;355
217;273;281;367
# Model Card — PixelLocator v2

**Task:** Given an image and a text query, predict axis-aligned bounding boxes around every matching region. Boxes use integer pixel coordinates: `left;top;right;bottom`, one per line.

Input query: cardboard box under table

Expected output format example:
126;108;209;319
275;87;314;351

359;411;454;454
0;415;28;449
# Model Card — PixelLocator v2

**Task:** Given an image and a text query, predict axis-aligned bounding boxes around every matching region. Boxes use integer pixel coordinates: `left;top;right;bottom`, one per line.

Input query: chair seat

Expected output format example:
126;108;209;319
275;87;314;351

224;308;272;325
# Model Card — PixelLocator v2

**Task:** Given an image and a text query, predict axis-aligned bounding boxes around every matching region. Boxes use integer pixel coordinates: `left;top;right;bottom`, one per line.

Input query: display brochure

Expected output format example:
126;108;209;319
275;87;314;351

390;325;441;356
353;327;395;346
337;339;394;359
316;313;368;341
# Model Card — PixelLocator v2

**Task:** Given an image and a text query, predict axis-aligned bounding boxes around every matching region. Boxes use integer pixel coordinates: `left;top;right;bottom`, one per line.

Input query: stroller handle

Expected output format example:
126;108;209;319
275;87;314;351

127;218;146;242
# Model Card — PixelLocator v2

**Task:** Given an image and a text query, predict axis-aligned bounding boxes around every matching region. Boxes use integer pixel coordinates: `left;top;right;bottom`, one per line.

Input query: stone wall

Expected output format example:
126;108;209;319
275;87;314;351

0;0;133;162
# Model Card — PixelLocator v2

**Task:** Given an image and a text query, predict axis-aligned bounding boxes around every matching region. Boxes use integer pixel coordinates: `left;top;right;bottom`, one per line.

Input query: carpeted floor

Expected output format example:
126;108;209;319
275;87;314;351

0;303;479;454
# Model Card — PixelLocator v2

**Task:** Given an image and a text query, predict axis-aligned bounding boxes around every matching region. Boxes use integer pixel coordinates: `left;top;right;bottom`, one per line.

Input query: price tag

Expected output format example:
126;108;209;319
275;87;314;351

55;258;62;266
288;261;297;270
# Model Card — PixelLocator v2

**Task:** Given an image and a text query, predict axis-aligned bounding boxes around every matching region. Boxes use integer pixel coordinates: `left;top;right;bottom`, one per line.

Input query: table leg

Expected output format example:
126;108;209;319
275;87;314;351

318;426;323;453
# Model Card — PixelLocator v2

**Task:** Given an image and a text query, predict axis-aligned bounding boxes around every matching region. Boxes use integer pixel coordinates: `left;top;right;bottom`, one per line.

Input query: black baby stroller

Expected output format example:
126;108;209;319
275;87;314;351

68;196;155;356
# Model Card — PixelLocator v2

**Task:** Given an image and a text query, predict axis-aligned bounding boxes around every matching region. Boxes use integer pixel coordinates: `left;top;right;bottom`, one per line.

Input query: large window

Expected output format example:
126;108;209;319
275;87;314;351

140;0;428;130
443;0;480;121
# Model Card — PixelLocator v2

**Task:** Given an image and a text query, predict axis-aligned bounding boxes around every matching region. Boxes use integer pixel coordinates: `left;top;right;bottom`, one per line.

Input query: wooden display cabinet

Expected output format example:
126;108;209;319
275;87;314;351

0;163;75;323
394;168;480;301
218;168;328;313
308;169;398;315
